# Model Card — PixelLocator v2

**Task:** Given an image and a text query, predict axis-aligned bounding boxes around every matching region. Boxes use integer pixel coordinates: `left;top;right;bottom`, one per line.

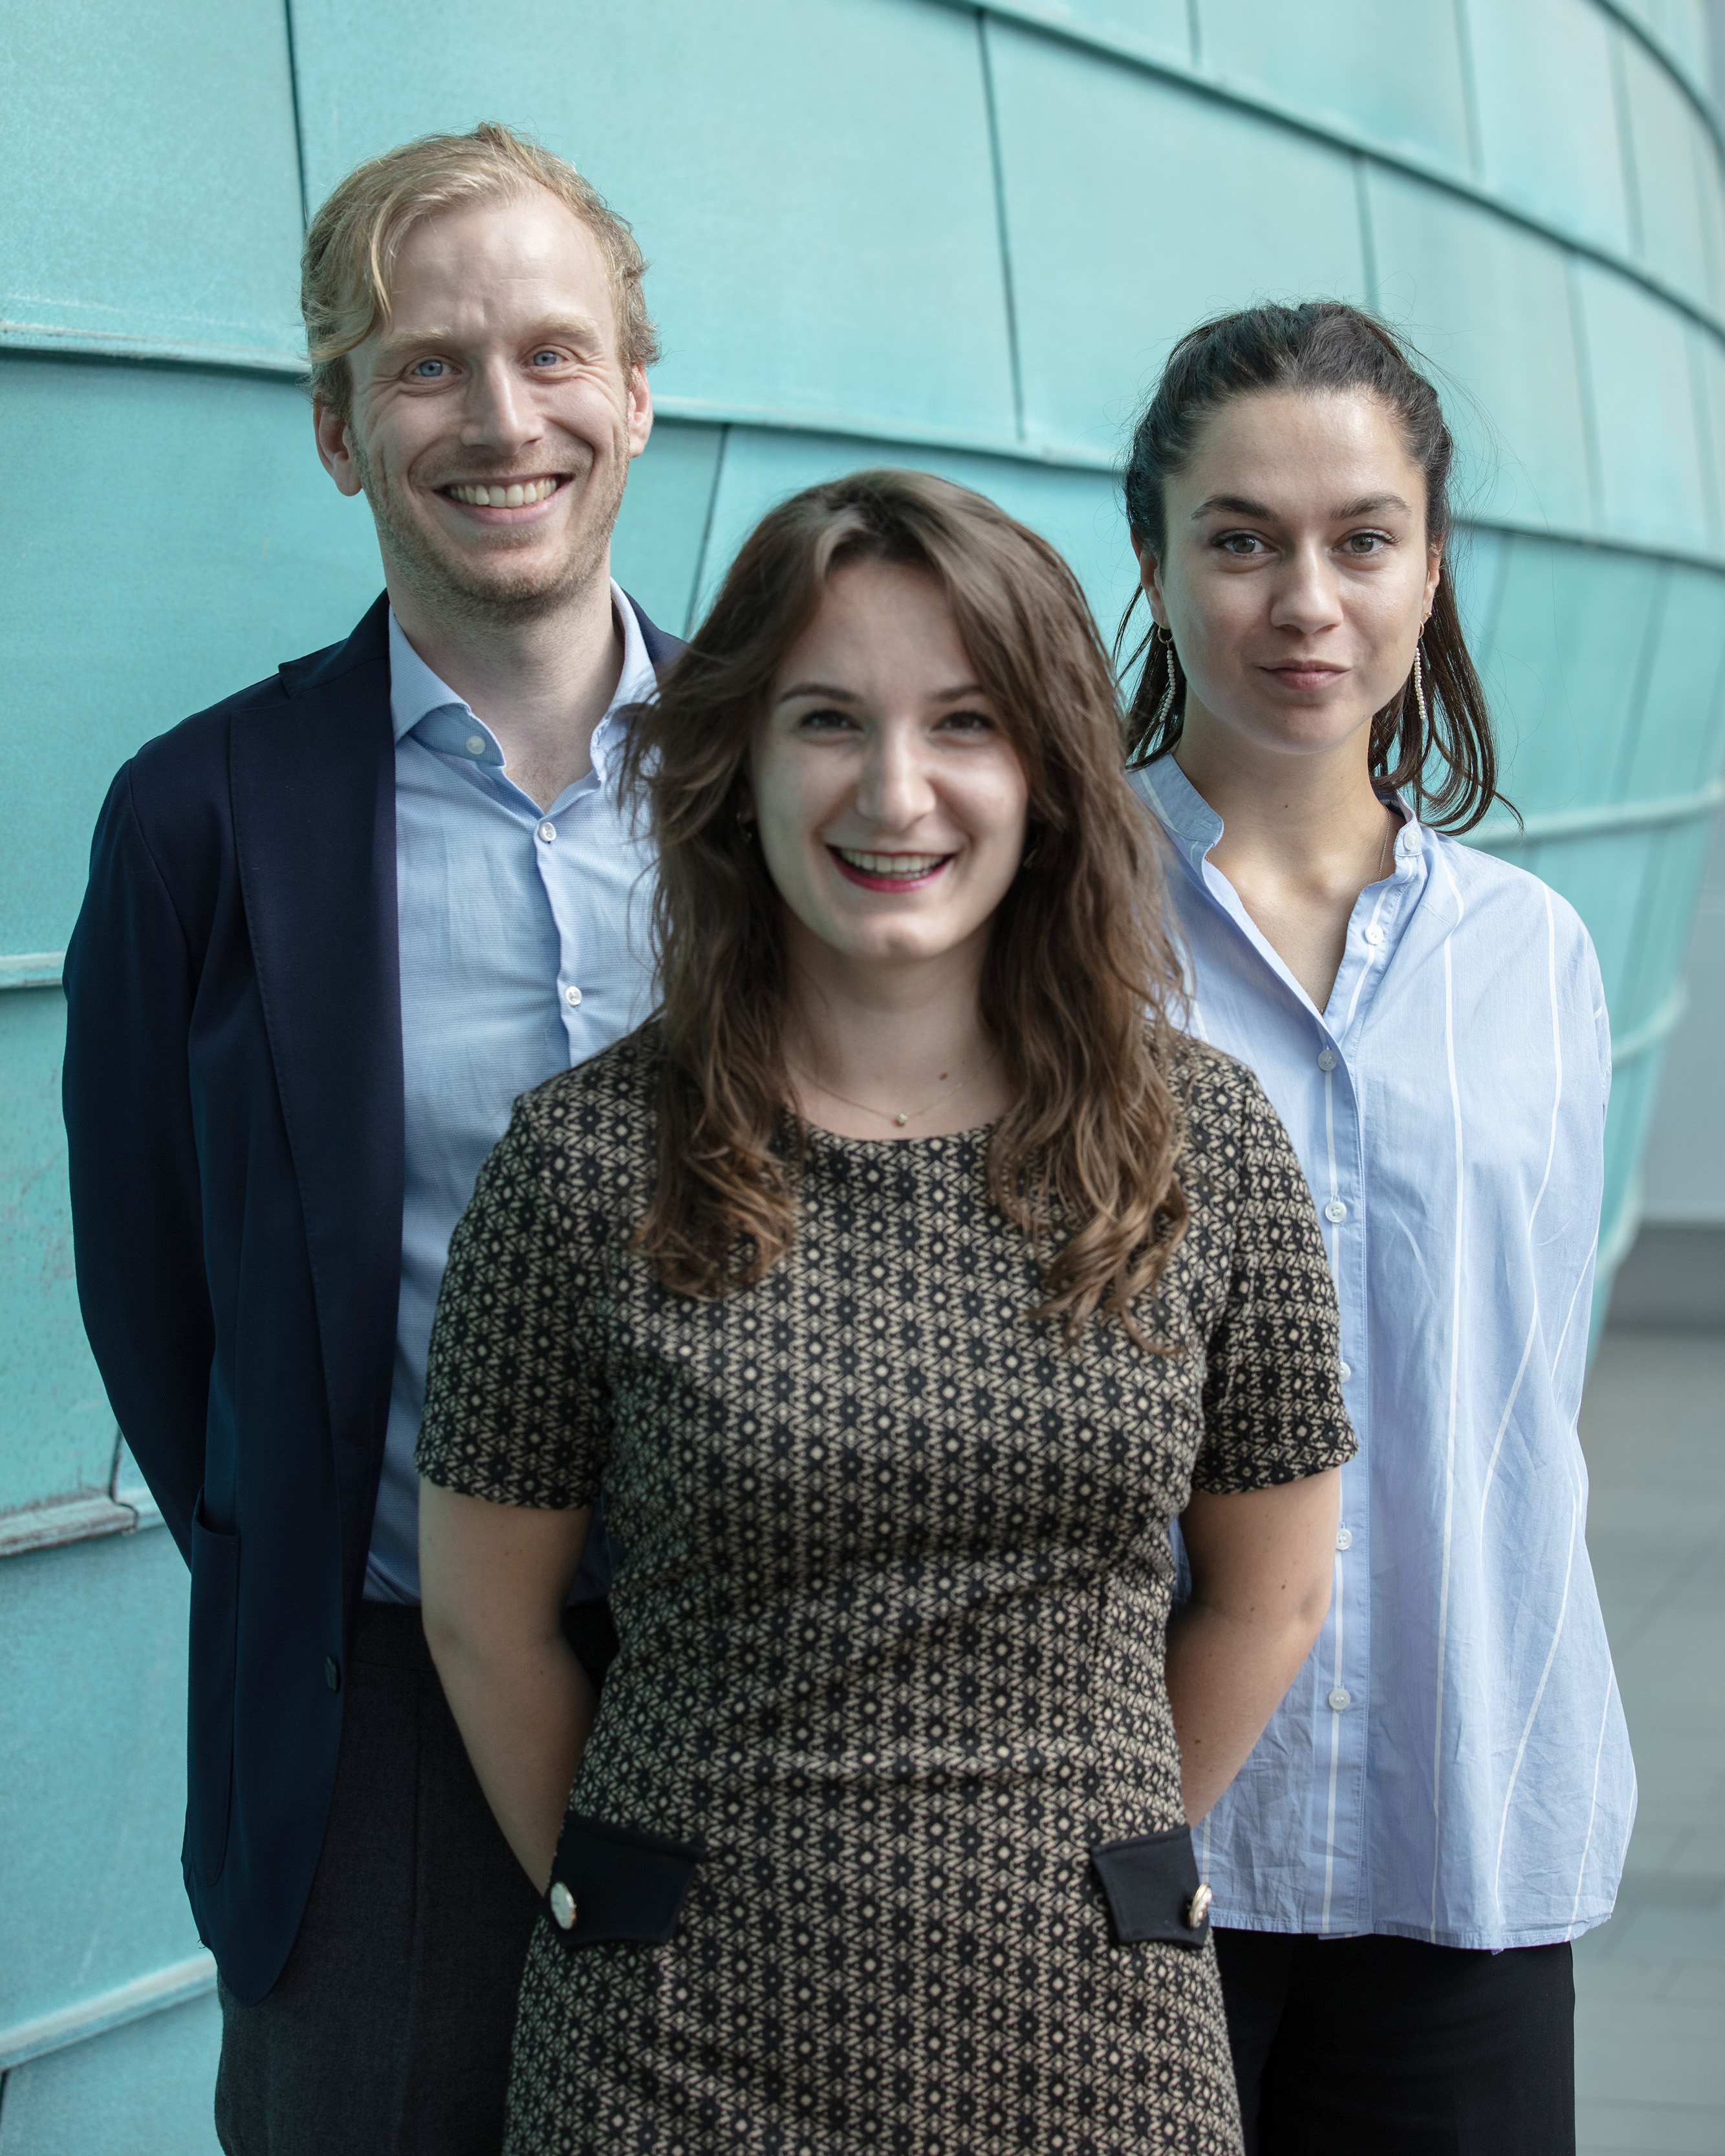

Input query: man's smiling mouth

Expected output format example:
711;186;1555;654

444;477;562;508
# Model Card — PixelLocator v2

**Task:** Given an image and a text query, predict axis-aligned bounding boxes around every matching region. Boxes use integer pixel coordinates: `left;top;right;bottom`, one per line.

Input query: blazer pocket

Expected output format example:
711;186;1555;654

1090;1826;1212;1949
186;1494;239;1884
545;1812;704;1948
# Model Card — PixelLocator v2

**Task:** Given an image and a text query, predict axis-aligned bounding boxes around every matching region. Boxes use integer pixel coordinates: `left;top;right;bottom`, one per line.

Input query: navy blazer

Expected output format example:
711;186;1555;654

63;592;683;2003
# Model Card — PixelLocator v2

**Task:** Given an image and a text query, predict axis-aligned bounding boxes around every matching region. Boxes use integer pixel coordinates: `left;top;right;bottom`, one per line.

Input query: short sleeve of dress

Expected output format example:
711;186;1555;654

1192;1070;1357;1494
415;1096;608;1510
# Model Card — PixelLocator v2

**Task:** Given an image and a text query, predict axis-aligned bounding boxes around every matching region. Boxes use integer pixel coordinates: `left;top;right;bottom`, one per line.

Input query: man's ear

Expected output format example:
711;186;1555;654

313;401;365;498
626;365;654;460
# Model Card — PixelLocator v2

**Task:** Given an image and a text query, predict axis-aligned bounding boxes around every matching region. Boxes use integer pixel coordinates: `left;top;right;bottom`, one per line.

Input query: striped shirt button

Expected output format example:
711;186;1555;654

1336;1527;1353;1550
1329;1688;1352;1712
1365;924;1385;945
1324;1200;1348;1224
1317;1048;1338;1071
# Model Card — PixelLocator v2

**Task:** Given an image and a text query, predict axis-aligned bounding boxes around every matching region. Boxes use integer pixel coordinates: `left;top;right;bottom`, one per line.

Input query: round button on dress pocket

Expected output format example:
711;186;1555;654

550;1882;578;1930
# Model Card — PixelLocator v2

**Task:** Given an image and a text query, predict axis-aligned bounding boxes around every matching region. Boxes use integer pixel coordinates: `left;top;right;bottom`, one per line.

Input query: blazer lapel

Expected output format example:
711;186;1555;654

230;596;403;1599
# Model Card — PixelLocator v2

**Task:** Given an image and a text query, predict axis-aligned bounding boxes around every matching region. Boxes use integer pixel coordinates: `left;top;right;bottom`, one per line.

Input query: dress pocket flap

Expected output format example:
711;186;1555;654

546;1813;704;1947
1090;1827;1211;1949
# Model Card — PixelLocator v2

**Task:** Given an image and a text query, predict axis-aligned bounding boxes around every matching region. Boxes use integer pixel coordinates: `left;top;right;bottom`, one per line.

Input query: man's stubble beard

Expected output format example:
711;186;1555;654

352;433;628;634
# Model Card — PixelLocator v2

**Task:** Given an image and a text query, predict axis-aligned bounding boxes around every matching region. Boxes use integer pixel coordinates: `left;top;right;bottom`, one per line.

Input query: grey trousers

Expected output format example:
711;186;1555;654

214;1599;614;2156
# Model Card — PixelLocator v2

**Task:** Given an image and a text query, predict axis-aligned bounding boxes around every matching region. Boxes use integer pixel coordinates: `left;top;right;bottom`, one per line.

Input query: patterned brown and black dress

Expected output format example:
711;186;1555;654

417;1025;1353;2155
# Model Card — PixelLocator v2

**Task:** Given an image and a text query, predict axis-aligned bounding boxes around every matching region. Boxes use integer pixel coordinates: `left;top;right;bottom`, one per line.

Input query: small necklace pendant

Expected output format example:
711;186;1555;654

895;1112;909;1127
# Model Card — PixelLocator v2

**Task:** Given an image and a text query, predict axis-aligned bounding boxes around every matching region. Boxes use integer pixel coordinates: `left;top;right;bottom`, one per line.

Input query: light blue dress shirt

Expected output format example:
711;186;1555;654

365;586;660;1604
1135;753;1635;1950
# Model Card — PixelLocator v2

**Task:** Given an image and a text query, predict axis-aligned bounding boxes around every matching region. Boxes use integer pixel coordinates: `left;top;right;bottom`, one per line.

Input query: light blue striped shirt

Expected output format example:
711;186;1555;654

1136;753;1635;1950
365;588;660;1604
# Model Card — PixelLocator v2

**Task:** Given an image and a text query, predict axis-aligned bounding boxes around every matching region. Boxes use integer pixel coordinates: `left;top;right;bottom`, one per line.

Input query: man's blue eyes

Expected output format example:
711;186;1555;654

407;352;563;378
410;360;446;378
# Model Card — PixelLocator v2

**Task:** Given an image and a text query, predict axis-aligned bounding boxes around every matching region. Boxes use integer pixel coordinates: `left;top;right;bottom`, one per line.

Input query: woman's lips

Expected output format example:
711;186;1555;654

828;846;953;892
1263;663;1347;692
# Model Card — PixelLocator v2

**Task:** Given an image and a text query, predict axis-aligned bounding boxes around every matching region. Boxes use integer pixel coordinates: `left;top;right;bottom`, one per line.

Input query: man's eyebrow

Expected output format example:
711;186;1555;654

371;313;605;361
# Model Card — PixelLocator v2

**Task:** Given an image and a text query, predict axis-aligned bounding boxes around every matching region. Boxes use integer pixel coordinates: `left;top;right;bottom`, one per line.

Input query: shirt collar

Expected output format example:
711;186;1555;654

387;579;659;788
1135;751;1426;876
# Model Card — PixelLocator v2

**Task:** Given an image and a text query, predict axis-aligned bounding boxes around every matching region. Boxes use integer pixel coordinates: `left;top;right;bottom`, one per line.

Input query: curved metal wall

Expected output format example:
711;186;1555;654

3;0;1723;2139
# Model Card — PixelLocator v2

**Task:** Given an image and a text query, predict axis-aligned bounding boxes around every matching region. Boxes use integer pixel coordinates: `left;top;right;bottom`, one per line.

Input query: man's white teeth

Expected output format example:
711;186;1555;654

837;850;948;877
448;479;559;507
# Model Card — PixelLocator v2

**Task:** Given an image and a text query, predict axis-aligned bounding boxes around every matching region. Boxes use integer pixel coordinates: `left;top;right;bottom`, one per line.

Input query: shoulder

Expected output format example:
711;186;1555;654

1423;831;1602;998
514;1021;666;1166
1164;1031;1308;1216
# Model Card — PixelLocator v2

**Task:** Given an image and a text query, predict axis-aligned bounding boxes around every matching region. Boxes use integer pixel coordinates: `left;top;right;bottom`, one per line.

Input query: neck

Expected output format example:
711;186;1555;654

782;930;1005;1138
387;558;624;808
1173;700;1389;878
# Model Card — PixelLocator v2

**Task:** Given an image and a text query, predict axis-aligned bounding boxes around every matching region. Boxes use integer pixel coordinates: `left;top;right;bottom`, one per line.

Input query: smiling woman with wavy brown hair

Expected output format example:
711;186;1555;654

625;466;1190;1337
413;466;1353;2156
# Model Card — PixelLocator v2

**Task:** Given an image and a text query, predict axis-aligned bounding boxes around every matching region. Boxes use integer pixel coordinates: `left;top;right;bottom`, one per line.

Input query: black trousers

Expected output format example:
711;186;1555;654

215;1600;615;2156
1214;1926;1576;2156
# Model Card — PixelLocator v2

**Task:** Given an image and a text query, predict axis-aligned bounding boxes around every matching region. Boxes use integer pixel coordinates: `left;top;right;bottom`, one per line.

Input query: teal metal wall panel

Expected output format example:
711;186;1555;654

0;1992;219;2155
286;0;1020;449
1618;565;1725;799
1034;1;1191;67
691;426;1133;636
0;359;382;963
1691;332;1725;544
0;993;109;1515
1366;171;1596;535
1465;0;1634;257
0;0;301;363
1618;32;1714;307
0;1530;202;2036
1608;0;1713;100
1198;0;1475;179
1573;260;1713;552
1475;538;1665;814
609;420;727;638
986;20;1369;457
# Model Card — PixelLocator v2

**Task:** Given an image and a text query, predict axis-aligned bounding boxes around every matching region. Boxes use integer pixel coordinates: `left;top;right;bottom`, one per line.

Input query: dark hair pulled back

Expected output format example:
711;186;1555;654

1118;301;1505;833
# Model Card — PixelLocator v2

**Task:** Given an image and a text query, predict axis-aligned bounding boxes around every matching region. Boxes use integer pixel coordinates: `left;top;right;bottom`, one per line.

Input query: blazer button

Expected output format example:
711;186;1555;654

324;1656;341;1692
550;1882;578;1930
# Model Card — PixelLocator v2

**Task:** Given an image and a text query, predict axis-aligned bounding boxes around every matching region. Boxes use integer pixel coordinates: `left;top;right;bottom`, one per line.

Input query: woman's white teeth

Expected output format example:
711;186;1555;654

449;478;559;507
837;850;948;877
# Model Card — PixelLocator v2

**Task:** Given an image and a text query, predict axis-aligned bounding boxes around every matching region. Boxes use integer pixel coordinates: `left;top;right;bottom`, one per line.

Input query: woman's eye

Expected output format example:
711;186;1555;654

1344;531;1391;555
797;707;858;733
938;709;995;735
1217;533;1266;557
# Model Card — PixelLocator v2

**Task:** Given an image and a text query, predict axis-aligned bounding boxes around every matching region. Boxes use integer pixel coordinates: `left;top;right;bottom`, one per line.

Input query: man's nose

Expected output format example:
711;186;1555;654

460;360;537;454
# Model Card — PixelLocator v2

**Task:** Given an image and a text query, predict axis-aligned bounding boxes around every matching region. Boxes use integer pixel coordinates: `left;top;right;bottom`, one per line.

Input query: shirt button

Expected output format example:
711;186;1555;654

1365;924;1385;945
1338;1361;1352;1381
564;985;582;1008
465;734;485;756
1336;1527;1353;1551
1317;1048;1338;1072
537;819;558;844
1324;1199;1347;1223
1329;1687;1352;1712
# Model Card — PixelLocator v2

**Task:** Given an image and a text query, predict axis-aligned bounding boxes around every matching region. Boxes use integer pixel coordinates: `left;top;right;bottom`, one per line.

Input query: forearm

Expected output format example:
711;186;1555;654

1165;1595;1325;1824
427;1619;597;1892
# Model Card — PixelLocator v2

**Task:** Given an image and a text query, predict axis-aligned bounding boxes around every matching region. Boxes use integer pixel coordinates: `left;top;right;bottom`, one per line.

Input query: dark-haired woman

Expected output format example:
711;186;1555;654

413;469;1353;2153
1120;304;1634;2155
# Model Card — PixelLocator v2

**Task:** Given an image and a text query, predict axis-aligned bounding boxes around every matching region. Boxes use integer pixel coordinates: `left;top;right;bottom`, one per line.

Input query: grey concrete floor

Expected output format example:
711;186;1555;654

1576;1329;1725;2155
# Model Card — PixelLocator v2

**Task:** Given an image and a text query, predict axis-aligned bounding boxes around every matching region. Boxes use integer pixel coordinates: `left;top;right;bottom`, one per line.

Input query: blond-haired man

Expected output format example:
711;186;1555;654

63;125;679;2153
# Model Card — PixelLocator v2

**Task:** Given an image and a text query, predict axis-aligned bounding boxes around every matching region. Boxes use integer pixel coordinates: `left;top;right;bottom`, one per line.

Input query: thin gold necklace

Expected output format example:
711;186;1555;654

788;1049;999;1130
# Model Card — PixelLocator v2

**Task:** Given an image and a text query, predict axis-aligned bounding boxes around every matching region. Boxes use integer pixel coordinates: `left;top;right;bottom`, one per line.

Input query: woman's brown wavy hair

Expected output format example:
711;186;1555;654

622;468;1191;1346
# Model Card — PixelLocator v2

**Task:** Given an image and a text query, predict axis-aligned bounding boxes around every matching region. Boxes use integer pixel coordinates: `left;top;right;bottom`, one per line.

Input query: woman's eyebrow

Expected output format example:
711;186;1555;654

1190;491;1411;521
774;681;861;705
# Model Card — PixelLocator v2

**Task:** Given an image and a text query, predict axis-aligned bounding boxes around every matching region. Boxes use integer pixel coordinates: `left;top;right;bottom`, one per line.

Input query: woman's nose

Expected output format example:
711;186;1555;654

856;724;936;829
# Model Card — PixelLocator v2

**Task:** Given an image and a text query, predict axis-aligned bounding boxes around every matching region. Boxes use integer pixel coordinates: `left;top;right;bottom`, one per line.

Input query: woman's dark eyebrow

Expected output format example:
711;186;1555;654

1191;491;1412;521
773;680;988;705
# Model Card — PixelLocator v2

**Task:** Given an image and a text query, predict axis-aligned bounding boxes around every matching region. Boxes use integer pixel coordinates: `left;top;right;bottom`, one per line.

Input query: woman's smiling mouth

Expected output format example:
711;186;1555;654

829;847;954;890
